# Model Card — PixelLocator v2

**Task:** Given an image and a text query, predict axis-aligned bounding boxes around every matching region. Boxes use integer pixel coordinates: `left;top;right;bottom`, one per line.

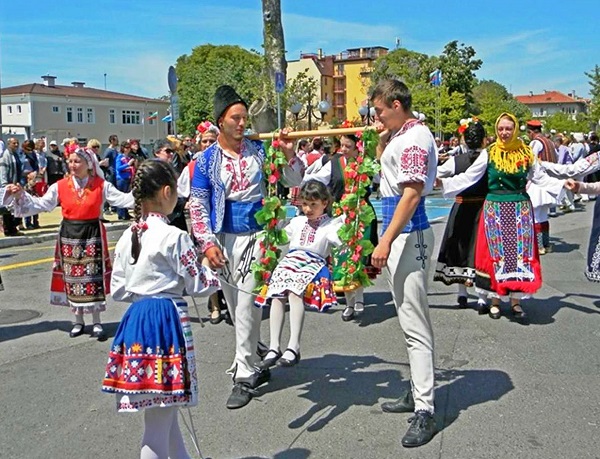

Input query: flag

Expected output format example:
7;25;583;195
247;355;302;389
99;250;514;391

162;114;172;122
429;69;442;87
146;111;158;120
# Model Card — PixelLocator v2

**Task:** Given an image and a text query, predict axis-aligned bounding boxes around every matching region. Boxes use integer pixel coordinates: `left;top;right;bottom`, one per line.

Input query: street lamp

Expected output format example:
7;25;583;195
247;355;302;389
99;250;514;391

358;102;376;125
289;99;331;130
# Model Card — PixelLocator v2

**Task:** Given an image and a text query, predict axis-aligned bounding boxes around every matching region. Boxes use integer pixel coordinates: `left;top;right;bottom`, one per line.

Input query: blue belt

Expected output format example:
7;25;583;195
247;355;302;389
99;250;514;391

222;200;263;234
381;196;430;233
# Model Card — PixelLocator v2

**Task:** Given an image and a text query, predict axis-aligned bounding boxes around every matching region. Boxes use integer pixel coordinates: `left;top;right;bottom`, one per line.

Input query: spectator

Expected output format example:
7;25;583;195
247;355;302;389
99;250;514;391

46;141;67;186
115;141;134;220
0;138;23;236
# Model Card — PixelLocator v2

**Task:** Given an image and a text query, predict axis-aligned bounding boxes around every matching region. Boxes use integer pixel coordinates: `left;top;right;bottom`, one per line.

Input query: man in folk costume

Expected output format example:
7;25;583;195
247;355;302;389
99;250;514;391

370;79;438;448
526;120;558;254
189;85;303;409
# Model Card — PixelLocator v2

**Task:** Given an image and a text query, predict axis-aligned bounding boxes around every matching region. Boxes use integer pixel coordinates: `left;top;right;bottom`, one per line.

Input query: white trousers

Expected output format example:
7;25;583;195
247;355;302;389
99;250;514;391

385;228;435;413
219;232;263;382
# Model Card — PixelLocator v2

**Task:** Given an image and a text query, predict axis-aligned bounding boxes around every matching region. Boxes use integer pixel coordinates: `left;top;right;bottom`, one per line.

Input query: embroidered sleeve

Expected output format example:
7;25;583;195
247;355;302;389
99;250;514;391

398;144;429;184
172;233;220;295
189;157;218;252
542;152;600;178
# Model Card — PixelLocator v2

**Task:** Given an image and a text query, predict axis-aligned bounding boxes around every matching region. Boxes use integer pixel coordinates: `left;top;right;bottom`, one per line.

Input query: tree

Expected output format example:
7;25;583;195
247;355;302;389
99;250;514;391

585;64;600;130
371;48;435;89
282;70;319;129
435;40;482;112
261;0;286;105
175;44;265;134
472;80;531;133
543;112;590;134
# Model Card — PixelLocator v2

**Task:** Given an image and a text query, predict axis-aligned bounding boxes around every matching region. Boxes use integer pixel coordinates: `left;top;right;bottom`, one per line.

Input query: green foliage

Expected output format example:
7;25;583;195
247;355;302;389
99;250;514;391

472;80;531;133
282;71;319;128
543;112;591;134
585;65;600;129
435;41;482;110
371;48;435;88
175;44;267;134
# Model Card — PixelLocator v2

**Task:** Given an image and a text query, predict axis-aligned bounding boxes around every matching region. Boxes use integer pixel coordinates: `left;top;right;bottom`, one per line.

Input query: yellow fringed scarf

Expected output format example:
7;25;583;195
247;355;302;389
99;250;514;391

488;112;535;174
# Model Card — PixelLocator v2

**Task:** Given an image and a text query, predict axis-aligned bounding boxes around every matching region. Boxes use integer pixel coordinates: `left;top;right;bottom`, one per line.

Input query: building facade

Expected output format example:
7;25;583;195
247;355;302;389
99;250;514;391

287;46;388;125
515;90;588;119
0;75;170;146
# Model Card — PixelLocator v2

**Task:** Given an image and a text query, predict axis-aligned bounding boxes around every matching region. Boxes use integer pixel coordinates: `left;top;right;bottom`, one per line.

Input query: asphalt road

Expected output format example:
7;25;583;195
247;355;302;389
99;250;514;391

1;204;599;459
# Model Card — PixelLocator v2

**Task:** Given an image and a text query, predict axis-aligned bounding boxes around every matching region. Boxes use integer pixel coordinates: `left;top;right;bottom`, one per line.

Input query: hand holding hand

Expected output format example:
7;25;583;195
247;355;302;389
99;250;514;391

564;178;580;192
204;246;227;270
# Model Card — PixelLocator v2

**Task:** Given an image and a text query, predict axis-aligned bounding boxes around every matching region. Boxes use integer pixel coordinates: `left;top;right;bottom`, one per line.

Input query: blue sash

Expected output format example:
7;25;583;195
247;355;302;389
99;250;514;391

222;200;263;234
381;196;430;234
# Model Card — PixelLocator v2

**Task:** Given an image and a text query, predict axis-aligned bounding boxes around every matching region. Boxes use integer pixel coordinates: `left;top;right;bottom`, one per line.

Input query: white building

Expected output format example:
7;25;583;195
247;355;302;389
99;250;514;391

515;90;588;119
0;75;170;146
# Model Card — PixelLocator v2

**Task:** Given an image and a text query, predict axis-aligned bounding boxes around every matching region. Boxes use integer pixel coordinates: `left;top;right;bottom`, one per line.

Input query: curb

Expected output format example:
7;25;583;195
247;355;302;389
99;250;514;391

0;222;131;250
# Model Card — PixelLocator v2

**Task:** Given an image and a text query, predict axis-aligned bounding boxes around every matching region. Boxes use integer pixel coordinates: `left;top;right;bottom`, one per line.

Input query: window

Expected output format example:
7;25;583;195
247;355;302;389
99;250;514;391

122;109;141;125
66;106;73;123
7;106;12;115
17;105;22;114
76;107;84;123
86;108;95;124
109;109;116;124
52;106;60;113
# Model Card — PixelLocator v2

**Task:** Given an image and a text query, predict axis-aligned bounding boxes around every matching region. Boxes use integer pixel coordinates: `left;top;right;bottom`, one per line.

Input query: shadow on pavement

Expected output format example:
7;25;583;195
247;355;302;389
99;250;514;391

510;294;600;326
435;367;513;430
0;319;74;342
549;237;580;253
238;447;311;459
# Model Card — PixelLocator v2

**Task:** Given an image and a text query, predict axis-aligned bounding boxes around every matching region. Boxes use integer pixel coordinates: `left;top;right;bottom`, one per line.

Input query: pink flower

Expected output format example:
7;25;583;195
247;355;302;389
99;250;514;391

269;174;278;184
272;140;281;149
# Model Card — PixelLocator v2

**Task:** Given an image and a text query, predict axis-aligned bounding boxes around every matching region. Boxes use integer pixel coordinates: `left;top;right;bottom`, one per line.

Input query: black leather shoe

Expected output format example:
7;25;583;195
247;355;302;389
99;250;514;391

256;350;281;371
401;410;436;448
278;348;300;367
457;296;468;309
477;303;489;315
251;368;271;388
341;306;354;322
69;323;85;338
226;382;258;409
511;304;527;321
489;306;501;320
381;390;415;413
91;323;107;341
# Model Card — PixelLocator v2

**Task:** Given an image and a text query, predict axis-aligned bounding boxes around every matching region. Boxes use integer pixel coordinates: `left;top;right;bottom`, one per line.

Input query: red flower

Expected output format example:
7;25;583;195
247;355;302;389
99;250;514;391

272;140;281;149
268;174;278;184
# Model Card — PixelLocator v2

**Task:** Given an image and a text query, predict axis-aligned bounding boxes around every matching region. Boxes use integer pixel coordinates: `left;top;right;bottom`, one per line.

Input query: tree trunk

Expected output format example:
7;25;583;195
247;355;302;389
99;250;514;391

262;0;286;93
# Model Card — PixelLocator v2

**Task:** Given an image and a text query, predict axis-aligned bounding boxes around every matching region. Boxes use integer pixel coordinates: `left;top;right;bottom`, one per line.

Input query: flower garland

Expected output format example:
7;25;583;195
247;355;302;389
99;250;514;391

251;138;289;292
332;128;380;291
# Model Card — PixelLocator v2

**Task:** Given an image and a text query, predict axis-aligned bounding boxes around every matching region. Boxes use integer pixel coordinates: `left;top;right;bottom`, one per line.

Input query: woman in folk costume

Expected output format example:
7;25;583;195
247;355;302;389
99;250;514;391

102;160;219;459
303;133;379;322
435;118;489;312
255;180;343;369
3;146;133;340
441;113;565;321
540;149;600;282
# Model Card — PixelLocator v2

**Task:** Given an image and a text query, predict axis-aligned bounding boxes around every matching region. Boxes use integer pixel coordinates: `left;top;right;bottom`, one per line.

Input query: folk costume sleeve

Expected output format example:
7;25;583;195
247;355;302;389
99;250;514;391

281;156;304;187
169;232;220;296
528;159;565;200
436;156;456;178
110;230;131;302
189;157;218;253
9;182;59;217
440;150;488;198
578;181;600;195
104;181;134;208
302;156;333;186
541;152;600;178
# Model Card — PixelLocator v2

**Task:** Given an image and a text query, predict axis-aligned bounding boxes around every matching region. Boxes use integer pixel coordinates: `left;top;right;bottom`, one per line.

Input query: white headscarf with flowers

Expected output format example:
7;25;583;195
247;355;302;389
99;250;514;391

74;147;105;179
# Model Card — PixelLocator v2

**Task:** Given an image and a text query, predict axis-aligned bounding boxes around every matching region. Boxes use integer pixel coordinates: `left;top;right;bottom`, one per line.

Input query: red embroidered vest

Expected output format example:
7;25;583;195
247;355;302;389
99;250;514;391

57;175;104;220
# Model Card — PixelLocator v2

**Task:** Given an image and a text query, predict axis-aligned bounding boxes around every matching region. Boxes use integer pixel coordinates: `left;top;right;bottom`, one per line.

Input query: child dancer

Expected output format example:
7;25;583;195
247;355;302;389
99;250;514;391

101;160;220;459
256;180;343;368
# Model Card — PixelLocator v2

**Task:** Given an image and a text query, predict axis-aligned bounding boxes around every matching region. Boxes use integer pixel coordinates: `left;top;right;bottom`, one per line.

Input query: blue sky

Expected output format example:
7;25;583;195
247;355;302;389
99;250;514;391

1;0;596;101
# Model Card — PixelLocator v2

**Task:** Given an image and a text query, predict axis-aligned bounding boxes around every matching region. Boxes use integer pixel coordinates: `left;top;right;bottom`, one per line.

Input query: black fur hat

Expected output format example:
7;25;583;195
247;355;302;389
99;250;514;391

213;85;247;123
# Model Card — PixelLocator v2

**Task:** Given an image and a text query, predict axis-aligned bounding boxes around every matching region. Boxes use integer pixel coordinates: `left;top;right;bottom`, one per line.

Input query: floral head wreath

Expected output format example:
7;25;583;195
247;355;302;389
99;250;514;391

458;117;479;134
196;120;220;135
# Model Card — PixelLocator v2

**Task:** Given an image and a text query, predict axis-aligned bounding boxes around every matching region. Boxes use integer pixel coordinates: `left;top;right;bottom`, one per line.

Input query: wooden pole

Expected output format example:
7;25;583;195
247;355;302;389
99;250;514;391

246;126;367;140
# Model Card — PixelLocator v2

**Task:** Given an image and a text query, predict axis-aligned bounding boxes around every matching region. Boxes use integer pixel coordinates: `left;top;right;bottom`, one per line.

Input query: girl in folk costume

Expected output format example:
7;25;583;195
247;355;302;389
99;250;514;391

102;160;219;459
256;180;343;369
3;147;133;340
435;118;489;312
303;133;379;322
441;113;565;321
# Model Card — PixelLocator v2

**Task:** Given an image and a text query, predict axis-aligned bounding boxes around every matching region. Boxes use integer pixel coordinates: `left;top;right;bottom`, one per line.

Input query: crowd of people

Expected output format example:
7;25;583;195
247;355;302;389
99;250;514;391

1;78;599;456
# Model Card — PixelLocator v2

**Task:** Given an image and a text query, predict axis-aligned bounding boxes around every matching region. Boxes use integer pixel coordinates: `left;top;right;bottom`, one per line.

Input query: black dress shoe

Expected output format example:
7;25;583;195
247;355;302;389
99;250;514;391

226;382;258;409
477;303;489;315
278;348;300;367
457;296;468;309
256;340;269;359
511;304;527;321
69;323;85;338
91;323;107;341
489;306;501;320
341;306;354;322
251;368;271;388
381;390;415;413
401;410;436;448
256;350;281;370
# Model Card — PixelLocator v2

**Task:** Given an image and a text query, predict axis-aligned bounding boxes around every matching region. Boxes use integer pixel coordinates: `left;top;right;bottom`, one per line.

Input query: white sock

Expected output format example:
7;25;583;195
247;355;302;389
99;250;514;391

477;291;488;305
92;310;101;325
268;298;286;354
74;314;84;326
141;406;189;459
457;284;468;298
285;293;305;356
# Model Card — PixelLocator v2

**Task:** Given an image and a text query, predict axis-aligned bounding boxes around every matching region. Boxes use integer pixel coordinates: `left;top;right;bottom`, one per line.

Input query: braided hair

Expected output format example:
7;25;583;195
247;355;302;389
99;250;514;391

463;121;486;151
130;159;178;264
